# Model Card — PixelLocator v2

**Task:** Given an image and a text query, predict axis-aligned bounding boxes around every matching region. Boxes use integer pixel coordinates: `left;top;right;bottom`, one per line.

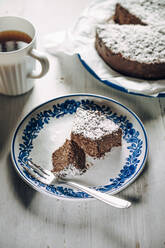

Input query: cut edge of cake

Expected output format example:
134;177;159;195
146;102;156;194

52;139;86;177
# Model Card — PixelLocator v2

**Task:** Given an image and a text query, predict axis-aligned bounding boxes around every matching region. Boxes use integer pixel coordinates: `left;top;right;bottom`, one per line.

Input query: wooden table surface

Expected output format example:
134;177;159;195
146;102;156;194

1;0;165;247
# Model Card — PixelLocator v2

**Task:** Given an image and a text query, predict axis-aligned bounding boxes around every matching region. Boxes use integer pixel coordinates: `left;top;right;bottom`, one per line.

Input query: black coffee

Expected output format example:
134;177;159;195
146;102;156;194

0;30;32;52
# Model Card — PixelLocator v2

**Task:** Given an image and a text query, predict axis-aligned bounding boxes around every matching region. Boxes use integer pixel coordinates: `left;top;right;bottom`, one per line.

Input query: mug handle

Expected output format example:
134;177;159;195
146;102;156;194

28;48;49;79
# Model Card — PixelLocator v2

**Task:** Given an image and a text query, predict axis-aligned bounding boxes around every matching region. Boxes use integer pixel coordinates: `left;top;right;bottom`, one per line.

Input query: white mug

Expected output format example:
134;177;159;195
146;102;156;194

0;16;49;96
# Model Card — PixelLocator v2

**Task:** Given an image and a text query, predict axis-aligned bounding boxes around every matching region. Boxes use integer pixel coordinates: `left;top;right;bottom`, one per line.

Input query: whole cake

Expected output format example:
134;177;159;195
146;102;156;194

114;0;165;25
71;108;122;158
52;139;86;176
95;0;165;80
95;24;165;80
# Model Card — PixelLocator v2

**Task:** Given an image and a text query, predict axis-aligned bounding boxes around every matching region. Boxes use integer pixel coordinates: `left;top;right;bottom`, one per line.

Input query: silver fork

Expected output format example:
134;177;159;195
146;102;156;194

24;161;131;209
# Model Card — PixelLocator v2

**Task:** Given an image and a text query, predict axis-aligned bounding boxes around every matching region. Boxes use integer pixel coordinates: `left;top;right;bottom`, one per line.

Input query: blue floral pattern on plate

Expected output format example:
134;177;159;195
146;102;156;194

11;94;148;199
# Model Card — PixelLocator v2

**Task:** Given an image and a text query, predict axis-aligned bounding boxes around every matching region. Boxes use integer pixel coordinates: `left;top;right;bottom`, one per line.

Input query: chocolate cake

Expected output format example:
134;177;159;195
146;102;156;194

71;108;122;158
114;0;165;26
52;139;86;175
95;24;165;80
95;0;165;80
52;108;122;175
114;3;146;25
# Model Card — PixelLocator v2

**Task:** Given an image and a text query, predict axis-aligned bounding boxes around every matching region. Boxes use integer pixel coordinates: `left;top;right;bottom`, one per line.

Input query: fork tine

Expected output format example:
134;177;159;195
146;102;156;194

27;160;51;177
26;161;47;179
23;165;50;184
23;160;55;184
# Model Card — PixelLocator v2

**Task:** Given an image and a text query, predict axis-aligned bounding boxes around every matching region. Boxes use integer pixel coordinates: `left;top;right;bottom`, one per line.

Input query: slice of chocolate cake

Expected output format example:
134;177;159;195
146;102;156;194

114;3;146;25
114;0;165;26
71;108;122;158
52;108;122;175
52;139;86;176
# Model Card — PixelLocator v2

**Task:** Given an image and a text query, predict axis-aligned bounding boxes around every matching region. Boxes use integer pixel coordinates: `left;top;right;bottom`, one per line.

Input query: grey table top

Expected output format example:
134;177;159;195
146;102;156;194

0;1;165;247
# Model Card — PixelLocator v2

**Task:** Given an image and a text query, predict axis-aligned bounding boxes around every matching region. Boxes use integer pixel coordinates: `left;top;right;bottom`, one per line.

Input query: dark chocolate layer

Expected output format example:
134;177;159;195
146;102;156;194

114;3;146;25
52;139;86;173
71;129;122;158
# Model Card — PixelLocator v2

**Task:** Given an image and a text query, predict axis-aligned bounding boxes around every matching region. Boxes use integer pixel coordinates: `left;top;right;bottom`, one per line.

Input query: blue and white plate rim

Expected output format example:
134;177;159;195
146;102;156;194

11;93;148;200
78;54;165;98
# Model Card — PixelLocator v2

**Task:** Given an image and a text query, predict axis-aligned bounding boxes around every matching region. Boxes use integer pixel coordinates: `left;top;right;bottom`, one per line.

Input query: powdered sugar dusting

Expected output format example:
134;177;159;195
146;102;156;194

117;0;165;25
54;164;85;178
97;24;165;63
72;108;120;140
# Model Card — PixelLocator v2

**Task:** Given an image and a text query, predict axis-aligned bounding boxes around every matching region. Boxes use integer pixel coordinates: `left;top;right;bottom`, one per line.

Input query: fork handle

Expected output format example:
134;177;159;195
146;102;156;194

60;179;131;208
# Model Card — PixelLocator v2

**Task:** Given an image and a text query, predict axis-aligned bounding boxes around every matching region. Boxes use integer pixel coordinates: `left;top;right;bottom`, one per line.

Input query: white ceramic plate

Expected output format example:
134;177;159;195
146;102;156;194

11;94;148;199
78;54;165;98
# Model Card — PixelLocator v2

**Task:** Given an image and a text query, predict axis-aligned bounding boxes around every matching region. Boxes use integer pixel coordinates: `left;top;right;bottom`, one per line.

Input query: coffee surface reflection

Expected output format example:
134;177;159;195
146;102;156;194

0;30;32;52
